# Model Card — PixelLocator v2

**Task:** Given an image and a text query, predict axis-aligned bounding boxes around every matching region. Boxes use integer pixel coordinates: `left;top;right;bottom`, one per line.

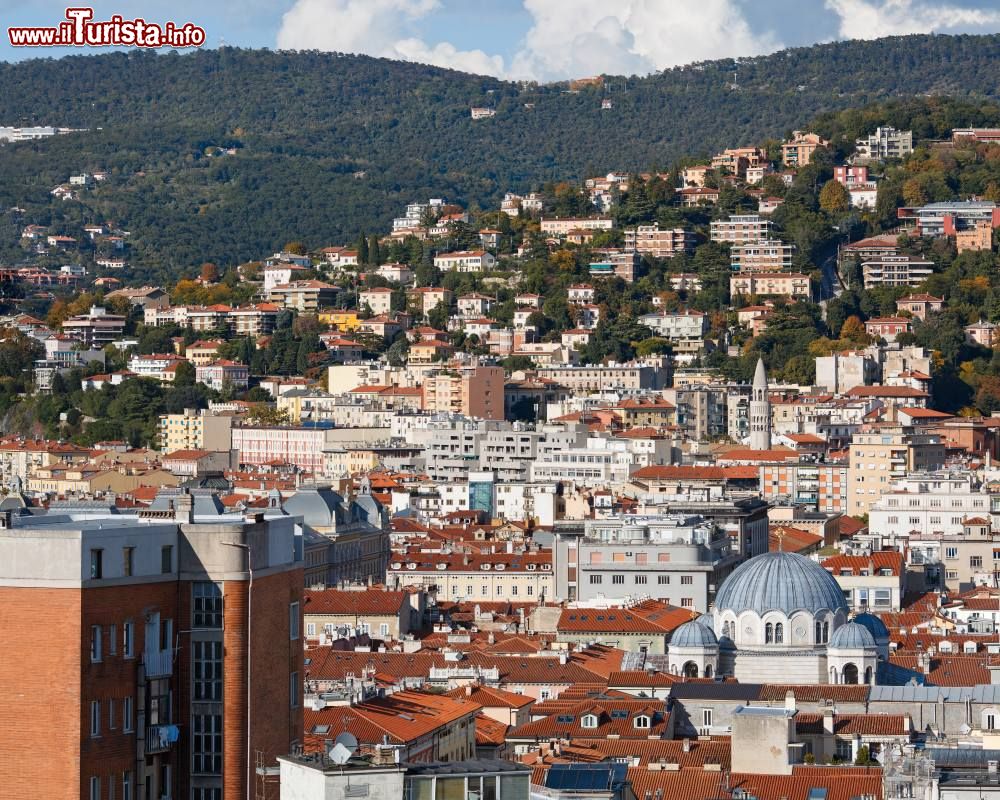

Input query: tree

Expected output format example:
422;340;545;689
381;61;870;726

840;315;871;344
173;360;196;387
357;232;369;265
245;404;290;426
819;179;850;213
386;337;410;366
283;241;307;255
854;745;875;766
368;234;382;267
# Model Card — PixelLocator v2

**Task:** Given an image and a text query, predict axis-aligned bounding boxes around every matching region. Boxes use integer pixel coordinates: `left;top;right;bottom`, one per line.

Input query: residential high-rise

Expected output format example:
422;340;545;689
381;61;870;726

749;358;772;451
0;492;304;800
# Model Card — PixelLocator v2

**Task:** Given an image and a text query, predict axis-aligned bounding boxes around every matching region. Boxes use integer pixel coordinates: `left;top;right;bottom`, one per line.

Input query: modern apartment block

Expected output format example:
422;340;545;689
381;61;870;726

552;515;743;611
900;200;1000;237
846;426;946;516
730;239;796;272
710;214;774;245
861;255;935;288
0;493;304;800
423;365;505;420
152;411;227;455
624;224;696;258
854;126;913;160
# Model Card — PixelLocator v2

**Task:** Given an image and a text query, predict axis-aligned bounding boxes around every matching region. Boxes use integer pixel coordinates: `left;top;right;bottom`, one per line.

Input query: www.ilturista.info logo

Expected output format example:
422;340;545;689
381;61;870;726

9;7;206;49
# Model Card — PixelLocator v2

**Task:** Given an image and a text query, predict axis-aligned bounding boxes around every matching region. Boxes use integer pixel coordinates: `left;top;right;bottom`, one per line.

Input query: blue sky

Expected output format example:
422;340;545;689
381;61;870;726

3;0;1000;80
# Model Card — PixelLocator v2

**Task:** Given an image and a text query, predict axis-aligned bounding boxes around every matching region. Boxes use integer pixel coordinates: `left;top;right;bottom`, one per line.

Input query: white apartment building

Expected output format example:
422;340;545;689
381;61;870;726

855;126;913;161
862;255;935;288
624;225;695;258
638;310;708;344
433;251;497;272
867;472;991;548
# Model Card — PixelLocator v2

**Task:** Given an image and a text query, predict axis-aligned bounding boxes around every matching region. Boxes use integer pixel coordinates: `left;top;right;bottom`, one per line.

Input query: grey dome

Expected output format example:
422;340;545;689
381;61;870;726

283;485;347;528
714;552;848;617
670;619;719;648
853;612;890;642
829;621;877;650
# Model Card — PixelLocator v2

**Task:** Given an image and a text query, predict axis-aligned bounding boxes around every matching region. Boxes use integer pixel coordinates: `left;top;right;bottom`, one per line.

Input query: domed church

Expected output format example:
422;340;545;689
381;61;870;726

666;552;889;685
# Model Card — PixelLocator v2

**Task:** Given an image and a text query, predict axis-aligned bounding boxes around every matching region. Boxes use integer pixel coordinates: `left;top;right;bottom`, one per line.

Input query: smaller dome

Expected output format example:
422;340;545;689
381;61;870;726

853;612;890;642
670;619;719;648
829;621;877;650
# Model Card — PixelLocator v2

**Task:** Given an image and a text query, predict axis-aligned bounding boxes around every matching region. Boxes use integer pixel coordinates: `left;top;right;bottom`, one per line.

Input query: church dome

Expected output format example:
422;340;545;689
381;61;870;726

714;552;848;617
852;612;890;642
670;619;719;648
829;621;877;650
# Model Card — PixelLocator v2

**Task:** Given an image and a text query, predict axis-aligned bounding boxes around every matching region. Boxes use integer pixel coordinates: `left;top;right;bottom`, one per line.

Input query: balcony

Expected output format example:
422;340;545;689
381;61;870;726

145;723;178;754
143;648;173;678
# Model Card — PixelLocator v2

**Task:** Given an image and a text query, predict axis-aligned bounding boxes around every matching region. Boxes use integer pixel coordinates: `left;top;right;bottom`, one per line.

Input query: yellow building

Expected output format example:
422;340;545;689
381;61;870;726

318;310;362;331
158;409;234;452
846;426;945;516
324;448;381;477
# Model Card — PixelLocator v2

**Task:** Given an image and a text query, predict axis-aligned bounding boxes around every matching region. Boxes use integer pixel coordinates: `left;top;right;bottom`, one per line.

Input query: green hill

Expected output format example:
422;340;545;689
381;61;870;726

2;35;1000;278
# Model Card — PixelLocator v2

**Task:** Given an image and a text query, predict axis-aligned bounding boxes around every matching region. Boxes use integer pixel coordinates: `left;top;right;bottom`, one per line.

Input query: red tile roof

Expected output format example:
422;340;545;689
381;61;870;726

795;713;909;736
304;588;408;616
821;551;903;577
510;698;669;741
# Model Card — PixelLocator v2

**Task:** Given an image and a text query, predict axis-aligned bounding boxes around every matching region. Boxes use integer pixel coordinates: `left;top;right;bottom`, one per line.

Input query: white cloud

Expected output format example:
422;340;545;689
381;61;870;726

276;0;502;74
825;0;1000;39
508;0;783;81
276;0;781;81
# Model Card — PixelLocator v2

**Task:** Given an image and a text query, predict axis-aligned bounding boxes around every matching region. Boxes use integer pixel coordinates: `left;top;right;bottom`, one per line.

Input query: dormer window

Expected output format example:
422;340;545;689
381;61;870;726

480;563;491;571
581;714;599;729
633;715;651;729
495;564;506;571
542;564;552;571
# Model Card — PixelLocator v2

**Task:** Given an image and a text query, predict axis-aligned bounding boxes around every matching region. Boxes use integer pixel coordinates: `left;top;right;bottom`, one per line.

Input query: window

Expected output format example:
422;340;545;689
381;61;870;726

581;714;598;729
90;776;100;800
160;545;173;574
874;589;892;607
589;575;602;585
835;739;853;761
681;598;694;608
192;714;223;774
379;623;389;638
193;641;223;701
122;547;134;577
90;700;101;737
635;575;647;585
108;699;116;730
946;547;958;560
971;556;983;569
90;549;103;579
774;623;784;644
91;625;102;663
306;623;316;637
633;715;651;729
765;623;774;644
527;586;533;596
702;708;713;728
658;575;669;585
193;583;223;628
511;585;518;595
122;772;132;800
290;671;300;708
612;574;625;585
123;621;134;658
289;601;300;640
108;624;117;656
681;575;693;585
986;712;997;731
122;696;133;732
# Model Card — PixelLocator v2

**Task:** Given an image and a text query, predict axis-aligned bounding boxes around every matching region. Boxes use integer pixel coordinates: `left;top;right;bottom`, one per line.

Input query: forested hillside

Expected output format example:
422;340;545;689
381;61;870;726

2;35;1000;277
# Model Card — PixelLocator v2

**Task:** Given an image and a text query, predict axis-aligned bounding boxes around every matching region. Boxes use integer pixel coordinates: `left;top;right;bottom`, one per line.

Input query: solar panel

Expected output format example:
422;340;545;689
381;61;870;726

545;763;618;792
807;789;828;800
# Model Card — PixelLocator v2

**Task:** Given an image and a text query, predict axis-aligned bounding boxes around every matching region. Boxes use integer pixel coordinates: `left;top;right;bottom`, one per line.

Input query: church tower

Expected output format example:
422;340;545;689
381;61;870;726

749;357;771;451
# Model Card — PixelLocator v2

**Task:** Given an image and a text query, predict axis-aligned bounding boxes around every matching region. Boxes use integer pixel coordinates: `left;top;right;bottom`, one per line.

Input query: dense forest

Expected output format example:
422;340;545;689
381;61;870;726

3;36;1000;276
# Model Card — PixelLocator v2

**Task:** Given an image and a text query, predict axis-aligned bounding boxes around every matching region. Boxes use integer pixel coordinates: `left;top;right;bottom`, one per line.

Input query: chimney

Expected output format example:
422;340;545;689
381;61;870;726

465;684;474;696
174;492;194;523
784;690;796;713
682;739;691;753
822;708;835;735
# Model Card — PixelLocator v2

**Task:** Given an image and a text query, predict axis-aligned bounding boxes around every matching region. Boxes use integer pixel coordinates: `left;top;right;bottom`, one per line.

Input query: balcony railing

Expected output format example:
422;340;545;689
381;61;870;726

143;648;173;678
145;724;176;754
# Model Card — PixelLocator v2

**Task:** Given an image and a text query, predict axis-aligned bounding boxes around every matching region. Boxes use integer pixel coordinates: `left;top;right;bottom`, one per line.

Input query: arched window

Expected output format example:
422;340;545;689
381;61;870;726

704;664;713;678
823;622;830;643
683;661;699;678
765;623;774;644
633;715;651;729
864;666;873;684
775;623;784;644
722;621;731;639
815;620;823;643
581;714;598;729
842;663;859;684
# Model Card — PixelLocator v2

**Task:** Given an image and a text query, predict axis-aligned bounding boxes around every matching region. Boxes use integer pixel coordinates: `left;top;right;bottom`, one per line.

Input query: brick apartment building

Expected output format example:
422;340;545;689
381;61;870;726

0;491;304;800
